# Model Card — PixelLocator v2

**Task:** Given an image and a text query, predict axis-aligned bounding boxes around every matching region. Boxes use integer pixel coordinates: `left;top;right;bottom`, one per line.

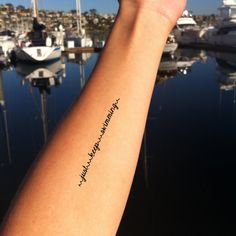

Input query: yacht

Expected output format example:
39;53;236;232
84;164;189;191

173;10;205;45
14;0;61;63
177;10;198;29
204;0;236;47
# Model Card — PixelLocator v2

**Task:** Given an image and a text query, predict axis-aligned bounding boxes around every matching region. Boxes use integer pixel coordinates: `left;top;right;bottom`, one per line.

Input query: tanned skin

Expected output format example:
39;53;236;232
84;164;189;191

1;0;186;235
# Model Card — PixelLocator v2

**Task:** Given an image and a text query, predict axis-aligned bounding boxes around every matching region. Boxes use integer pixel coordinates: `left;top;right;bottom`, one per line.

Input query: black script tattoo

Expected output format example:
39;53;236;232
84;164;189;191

78;98;120;187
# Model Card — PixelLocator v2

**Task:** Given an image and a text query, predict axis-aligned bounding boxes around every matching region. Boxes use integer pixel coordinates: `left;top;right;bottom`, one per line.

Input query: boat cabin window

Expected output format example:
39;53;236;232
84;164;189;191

178;24;196;29
37;49;42;57
39;70;44;77
220;8;231;18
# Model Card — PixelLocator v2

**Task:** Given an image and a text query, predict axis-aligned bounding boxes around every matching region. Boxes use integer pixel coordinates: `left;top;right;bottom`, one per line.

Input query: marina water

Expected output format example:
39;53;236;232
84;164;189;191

0;49;236;235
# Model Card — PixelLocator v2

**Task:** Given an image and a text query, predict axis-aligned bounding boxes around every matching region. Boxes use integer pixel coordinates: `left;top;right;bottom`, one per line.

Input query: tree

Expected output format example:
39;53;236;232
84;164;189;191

89;9;97;15
16;5;25;10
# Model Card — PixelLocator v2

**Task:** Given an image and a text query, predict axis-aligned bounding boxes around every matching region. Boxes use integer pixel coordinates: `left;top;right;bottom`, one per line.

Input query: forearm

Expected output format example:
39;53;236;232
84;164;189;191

1;7;173;236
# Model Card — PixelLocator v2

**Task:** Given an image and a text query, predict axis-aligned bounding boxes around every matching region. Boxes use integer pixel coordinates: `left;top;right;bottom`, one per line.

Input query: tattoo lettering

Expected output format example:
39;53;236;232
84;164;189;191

78;98;120;187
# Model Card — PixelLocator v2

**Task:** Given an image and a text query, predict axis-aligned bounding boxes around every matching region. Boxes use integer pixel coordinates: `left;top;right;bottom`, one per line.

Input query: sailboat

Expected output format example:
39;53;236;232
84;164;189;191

65;0;93;48
15;0;61;63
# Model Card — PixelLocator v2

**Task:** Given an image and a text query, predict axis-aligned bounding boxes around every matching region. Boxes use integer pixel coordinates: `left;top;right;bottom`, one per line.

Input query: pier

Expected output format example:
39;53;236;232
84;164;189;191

64;47;103;53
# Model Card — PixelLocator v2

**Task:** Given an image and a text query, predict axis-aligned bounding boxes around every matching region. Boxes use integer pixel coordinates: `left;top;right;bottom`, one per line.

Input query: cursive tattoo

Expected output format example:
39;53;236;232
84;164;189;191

78;98;120;187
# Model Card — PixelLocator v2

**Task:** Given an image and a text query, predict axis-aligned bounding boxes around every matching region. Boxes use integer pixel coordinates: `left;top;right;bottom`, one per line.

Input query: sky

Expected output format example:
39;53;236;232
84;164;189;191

0;0;224;15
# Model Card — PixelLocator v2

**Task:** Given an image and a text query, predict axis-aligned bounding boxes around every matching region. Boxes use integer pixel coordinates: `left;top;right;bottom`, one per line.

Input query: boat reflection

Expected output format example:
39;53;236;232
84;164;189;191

16;59;66;84
15;60;66;143
66;52;92;64
208;51;236;119
156;49;207;84
66;53;92;89
176;49;207;74
0;70;12;167
156;54;178;84
209;51;236;91
141;128;150;189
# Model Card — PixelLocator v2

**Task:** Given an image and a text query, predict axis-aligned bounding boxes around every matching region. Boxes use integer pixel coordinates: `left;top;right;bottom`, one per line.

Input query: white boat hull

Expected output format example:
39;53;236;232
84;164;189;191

66;37;93;48
0;56;8;67
174;29;203;44
206;34;236;47
0;39;15;57
16;46;61;63
164;43;178;53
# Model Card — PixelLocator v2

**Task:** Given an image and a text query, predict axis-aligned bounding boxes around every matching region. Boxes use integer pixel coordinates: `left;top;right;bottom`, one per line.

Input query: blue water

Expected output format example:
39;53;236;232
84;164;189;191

1;49;236;235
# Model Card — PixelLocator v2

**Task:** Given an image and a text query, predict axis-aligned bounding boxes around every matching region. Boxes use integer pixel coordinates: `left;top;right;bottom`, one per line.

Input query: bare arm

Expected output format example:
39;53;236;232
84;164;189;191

1;1;186;235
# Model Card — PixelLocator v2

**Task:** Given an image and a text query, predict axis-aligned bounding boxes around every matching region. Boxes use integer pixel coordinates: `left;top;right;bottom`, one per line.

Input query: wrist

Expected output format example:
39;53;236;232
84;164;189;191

115;5;172;49
117;2;177;33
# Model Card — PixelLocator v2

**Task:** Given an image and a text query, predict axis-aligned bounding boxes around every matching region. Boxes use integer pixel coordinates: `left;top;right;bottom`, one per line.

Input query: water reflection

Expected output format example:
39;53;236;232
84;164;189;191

66;53;92;88
156;49;207;84
141;129;149;189
209;51;236;92
119;49;236;236
209;51;236;121
16;60;66;84
176;49;207;74
1;50;236;234
16;60;66;144
157;55;178;84
0;70;12;167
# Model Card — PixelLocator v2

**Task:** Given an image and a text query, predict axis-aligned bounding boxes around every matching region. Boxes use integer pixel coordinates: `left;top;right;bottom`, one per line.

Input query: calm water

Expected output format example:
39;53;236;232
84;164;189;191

1;49;236;235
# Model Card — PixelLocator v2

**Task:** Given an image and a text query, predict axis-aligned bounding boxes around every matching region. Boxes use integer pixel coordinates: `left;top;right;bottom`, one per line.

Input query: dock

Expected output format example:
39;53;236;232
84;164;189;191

64;47;103;53
65;44;236;54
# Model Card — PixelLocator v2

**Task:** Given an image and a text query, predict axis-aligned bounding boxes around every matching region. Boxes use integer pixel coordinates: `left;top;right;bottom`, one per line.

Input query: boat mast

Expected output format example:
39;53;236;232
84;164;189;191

0;71;12;165
40;89;48;144
76;0;82;35
32;0;39;18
